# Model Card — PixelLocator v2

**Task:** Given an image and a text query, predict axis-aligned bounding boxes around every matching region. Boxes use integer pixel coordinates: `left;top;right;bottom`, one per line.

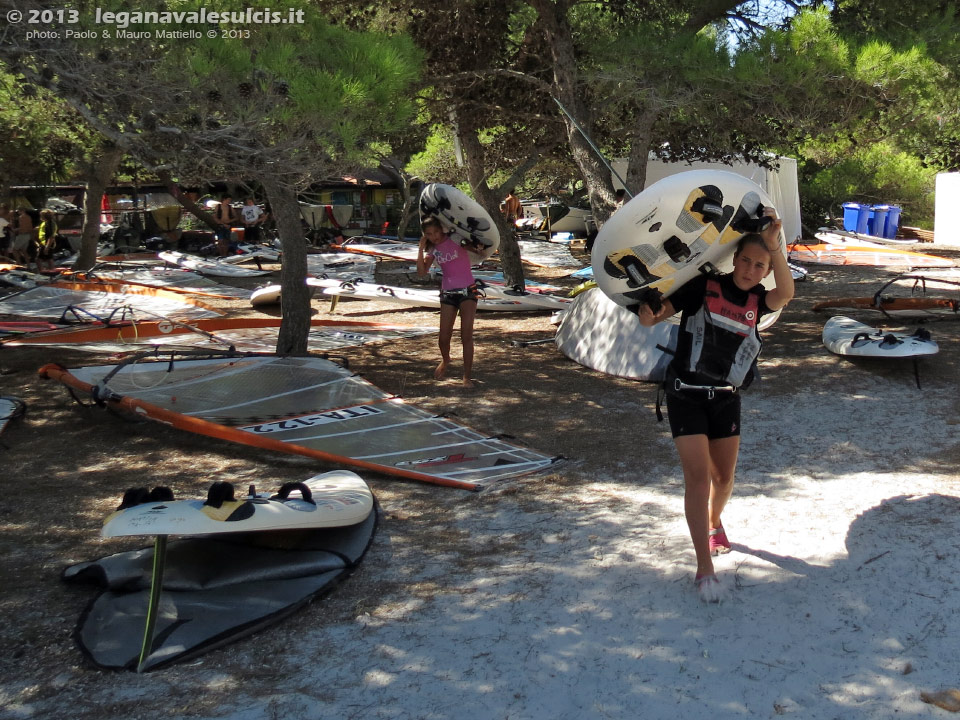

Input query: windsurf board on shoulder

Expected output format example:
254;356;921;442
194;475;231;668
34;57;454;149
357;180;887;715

158;251;272;277
419;183;499;262
822;316;939;358
592;170;786;310
102;471;374;537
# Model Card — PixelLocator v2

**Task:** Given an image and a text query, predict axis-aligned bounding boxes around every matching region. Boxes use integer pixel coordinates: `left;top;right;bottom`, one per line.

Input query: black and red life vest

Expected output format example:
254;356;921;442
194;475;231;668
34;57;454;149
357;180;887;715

681;278;762;388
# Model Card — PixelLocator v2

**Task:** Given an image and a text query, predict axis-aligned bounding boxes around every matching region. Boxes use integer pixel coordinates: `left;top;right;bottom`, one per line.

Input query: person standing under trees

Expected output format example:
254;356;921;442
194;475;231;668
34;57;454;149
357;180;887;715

213;195;237;256
240;197;266;244
416;217;479;388
614;188;627;210
34;209;59;272
503;188;521;226
0;204;12;258
634;208;794;603
12;208;34;266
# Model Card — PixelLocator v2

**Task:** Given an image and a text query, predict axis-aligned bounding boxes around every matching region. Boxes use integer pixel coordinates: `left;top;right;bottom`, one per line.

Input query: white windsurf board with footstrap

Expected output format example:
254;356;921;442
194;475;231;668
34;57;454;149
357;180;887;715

250;277;335;307
102;471;374;537
592;170;786;311
479;283;573;311
317;278;546;312
822;316;939;358
419;183;500;262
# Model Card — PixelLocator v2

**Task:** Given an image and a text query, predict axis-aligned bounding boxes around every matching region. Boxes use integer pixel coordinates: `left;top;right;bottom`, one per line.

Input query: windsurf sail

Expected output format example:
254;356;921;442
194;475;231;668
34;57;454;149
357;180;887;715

305;252;377;281
517;240;584;269
4;318;437;353
333;237;421;262
158;251;272;277
41;353;560;490
74;266;251;299
0;281;222;321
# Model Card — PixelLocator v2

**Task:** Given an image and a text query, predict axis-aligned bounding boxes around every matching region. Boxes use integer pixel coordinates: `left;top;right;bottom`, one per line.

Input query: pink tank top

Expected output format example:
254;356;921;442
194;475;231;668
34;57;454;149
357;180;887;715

433;238;475;290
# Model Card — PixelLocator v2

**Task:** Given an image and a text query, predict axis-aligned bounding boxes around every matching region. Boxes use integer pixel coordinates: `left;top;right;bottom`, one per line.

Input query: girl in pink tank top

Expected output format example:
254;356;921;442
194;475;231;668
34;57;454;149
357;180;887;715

417;217;478;388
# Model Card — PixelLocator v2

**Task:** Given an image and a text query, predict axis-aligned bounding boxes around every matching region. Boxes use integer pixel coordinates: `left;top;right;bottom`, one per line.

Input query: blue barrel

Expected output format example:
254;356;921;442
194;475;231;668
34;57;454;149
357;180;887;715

883;206;902;238
841;202;861;232
869;205;889;237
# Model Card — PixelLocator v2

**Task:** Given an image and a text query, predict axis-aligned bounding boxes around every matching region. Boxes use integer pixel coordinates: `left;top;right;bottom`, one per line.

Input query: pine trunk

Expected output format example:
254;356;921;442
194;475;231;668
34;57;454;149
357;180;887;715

532;0;616;226
263;176;311;356
458;125;525;289
75;146;123;270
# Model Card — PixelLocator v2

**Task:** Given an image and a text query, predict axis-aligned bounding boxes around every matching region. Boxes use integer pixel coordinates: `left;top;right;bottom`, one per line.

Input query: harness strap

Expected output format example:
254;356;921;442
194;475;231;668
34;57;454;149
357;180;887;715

673;378;737;400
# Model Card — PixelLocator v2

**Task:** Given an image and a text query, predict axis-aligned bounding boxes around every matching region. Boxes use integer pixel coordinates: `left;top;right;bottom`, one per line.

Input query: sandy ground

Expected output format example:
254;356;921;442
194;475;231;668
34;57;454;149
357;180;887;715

2;242;960;720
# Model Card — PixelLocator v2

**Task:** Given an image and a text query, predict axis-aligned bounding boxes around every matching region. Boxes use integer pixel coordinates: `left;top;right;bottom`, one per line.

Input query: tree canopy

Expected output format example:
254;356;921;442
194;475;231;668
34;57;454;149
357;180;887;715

0;0;956;346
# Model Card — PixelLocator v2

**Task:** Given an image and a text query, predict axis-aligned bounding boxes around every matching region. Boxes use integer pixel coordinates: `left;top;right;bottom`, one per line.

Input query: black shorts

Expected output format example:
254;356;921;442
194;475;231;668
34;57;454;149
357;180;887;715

665;389;741;439
439;284;480;308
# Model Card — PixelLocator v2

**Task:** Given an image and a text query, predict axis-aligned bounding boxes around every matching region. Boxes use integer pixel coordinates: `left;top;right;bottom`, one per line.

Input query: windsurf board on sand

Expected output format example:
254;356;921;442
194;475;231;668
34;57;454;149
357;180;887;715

822;316;939;358
0;265;52;290
419;183;500;263
103;470;373;537
65;472;377;672
0;397;25;436
592;170;786;311
316;278;549;312
788;242;955;268
813;296;959;319
250;277;332;307
479;283;572;311
816;229;918;246
158;251;272;277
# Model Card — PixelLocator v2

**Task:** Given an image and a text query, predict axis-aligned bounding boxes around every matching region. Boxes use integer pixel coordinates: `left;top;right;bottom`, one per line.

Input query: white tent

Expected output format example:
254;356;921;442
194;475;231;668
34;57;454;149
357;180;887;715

612;155;804;242
934;172;960;245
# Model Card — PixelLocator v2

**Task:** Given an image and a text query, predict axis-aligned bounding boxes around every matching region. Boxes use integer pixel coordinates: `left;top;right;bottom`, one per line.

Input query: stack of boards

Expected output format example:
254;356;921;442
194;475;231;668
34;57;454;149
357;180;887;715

64;471;377;672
